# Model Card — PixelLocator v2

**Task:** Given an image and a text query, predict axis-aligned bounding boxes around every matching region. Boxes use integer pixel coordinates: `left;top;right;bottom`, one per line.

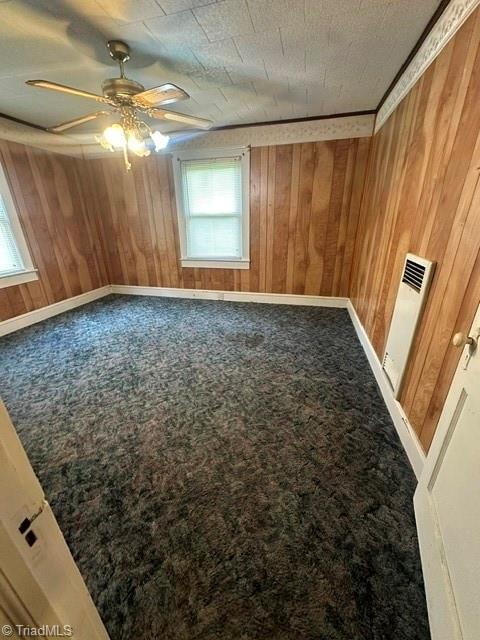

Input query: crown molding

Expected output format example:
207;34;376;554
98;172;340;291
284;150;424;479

211;110;375;131
375;0;480;133
70;114;375;159
169;114;374;151
1;113;374;158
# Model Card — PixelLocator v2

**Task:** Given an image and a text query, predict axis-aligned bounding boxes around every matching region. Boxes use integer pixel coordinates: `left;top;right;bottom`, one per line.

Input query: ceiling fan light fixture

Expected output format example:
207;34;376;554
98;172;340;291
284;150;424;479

103;123;126;148
151;130;170;151
25;40;212;171
128;132;150;157
99;118;170;170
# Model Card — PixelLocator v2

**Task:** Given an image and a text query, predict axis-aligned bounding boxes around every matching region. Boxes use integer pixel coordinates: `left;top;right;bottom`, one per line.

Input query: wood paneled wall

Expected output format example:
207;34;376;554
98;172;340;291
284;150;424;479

0;141;108;321
87;138;370;296
350;8;480;452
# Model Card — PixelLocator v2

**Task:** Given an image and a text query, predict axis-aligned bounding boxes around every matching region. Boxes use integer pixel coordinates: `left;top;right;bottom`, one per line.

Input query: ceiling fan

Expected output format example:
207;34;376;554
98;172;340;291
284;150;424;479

26;40;212;169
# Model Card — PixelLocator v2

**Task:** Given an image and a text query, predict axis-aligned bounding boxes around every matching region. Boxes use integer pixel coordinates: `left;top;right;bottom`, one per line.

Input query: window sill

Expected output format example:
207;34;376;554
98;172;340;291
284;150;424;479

0;269;39;289
181;259;250;270
180;258;250;269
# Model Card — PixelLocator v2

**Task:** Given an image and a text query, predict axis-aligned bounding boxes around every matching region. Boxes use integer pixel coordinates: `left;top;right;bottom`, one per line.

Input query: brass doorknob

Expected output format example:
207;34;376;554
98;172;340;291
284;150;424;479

452;332;475;348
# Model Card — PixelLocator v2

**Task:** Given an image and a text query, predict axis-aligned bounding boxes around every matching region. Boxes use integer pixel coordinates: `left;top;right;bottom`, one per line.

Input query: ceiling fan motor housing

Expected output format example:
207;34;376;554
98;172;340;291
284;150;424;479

104;41;145;99
102;77;145;99
107;40;131;63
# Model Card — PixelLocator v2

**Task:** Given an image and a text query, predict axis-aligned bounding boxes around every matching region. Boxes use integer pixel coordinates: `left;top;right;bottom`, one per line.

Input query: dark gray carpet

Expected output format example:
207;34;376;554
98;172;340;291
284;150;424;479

0;295;429;640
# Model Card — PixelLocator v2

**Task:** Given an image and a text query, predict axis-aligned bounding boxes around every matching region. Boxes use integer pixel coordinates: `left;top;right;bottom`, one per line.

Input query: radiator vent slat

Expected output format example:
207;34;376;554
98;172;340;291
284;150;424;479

405;260;425;274
382;254;435;397
402;258;426;292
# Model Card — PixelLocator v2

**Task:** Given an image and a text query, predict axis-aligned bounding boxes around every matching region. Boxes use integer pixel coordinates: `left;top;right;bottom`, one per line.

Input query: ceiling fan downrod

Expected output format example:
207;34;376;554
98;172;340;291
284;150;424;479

107;40;131;79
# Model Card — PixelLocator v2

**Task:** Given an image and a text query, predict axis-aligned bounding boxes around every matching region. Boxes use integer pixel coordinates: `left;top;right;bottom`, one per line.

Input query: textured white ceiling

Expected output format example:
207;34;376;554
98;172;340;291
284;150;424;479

0;0;441;136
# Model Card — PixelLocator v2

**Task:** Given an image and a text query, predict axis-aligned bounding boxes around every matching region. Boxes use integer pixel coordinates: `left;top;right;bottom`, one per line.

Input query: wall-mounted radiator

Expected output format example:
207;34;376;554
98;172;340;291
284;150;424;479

382;253;435;398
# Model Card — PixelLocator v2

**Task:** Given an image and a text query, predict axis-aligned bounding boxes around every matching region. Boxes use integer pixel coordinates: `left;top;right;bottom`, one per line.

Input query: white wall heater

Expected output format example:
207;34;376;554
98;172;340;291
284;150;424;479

382;253;435;398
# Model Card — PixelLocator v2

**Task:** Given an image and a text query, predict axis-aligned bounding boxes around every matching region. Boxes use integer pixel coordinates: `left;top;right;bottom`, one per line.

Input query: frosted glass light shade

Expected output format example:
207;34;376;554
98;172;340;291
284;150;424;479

103;124;126;148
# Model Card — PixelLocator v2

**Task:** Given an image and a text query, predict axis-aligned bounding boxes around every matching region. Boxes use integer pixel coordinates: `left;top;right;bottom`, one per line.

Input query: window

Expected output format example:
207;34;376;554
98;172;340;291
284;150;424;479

173;148;250;269
0;162;37;288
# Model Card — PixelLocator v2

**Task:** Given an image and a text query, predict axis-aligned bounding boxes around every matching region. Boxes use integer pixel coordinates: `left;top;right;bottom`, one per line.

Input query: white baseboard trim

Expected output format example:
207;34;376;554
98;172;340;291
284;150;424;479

0;285;112;337
347;301;425;479
110;285;349;307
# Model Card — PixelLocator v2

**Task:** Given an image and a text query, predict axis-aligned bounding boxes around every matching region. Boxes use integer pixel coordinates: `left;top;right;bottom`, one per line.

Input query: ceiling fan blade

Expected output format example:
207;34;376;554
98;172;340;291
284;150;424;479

26;80;114;105
47;111;111;133
149;108;212;130
133;83;189;108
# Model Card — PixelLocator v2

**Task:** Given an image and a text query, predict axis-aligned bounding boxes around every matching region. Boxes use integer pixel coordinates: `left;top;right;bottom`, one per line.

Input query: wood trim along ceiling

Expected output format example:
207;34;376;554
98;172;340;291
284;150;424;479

1;110;375;145
376;0;451;111
211;111;377;131
0;112;46;132
375;0;480;131
168;116;374;150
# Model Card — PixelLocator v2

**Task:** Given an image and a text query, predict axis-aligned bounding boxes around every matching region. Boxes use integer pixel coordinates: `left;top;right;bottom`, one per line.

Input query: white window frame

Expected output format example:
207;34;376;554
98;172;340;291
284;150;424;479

172;147;250;269
0;161;37;289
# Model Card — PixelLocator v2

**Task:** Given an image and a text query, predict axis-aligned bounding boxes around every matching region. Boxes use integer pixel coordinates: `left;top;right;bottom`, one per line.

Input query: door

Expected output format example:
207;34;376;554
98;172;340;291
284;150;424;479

0;401;109;639
414;304;480;640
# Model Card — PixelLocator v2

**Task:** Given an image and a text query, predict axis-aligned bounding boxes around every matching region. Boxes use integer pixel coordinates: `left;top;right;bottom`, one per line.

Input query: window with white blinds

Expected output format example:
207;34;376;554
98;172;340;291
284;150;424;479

173;149;250;269
0;194;24;275
0;162;36;288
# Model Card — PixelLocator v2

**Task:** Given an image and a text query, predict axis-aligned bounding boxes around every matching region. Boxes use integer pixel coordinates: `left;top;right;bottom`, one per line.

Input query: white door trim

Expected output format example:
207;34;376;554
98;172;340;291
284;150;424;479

413;303;480;640
0;401;109;639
